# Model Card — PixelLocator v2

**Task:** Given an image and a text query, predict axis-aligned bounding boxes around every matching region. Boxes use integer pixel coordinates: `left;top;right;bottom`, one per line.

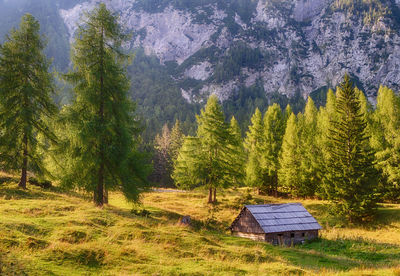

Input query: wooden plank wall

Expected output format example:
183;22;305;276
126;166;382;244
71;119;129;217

231;208;264;234
232;232;266;241
265;230;319;245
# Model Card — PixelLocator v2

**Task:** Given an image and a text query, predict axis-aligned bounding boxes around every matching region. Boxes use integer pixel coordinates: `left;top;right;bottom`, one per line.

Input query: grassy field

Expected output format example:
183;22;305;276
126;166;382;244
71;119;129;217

0;177;400;275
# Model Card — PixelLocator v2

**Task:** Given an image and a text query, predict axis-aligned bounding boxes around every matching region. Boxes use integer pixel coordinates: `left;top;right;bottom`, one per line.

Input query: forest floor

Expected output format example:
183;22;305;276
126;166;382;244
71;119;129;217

0;176;400;275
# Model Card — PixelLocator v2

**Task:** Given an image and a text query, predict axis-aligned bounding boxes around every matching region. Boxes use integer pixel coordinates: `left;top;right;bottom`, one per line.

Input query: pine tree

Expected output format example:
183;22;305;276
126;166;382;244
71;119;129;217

0;14;57;189
371;86;400;201
278;113;301;196
244;108;265;192
262;104;285;195
173;95;235;203
59;4;150;206
324;75;378;222
297;97;319;197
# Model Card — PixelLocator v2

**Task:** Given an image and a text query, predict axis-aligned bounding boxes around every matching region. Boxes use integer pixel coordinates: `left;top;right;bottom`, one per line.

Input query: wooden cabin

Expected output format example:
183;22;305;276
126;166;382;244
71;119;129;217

230;203;321;245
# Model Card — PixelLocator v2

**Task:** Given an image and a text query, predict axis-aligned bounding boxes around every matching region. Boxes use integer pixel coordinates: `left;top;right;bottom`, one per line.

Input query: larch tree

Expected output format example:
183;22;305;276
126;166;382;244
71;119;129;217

278;113;301;196
172;136;203;191
371;86;400;201
284;104;293;123
59;4;150;206
297;97;319;197
173;95;235;203
244;108;265;193
262;103;285;195
316;89;337;198
324;75;378;222
0;14;57;189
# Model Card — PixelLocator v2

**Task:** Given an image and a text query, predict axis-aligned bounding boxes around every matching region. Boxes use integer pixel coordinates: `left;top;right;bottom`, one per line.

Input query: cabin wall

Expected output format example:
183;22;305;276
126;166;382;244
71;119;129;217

232;231;265;241
230;208;264;234
265;230;319;245
232;230;319;244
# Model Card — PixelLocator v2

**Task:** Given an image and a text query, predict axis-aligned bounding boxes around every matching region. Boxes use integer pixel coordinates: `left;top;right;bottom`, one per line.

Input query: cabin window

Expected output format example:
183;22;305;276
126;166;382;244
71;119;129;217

290;233;295;238
302;233;305;237
277;234;283;237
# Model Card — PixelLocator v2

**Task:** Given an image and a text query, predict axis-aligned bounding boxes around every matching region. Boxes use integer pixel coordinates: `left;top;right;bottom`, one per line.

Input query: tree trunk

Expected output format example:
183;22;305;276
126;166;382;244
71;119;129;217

274;173;278;197
103;186;109;204
213;188;216;203
208;187;213;203
95;25;105;208
95;161;104;207
19;133;28;189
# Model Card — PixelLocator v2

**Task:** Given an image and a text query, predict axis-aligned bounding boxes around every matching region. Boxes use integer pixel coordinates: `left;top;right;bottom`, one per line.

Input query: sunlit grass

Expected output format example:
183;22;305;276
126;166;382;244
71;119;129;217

0;181;399;275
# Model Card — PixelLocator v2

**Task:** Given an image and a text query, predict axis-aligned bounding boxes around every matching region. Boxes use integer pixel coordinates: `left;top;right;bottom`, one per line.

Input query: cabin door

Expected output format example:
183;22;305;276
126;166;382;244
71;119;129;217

277;234;283;246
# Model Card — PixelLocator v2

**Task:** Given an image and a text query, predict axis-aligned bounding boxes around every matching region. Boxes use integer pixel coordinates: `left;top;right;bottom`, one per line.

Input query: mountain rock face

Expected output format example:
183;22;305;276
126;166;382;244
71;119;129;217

59;0;400;103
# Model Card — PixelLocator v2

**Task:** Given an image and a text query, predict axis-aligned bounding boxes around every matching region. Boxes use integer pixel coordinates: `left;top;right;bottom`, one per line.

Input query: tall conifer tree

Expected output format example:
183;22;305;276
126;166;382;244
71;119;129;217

262;104;285;195
0;14;57;189
173;136;202;191
244;108;265;192
59;4;149;206
371;86;400;201
316;89;337;198
298;97;319;197
324;75;378;222
173;95;235;203
279;113;301;195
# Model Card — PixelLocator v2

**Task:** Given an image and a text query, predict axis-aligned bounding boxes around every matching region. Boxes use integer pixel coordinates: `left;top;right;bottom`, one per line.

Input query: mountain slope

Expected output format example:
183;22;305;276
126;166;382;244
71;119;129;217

1;0;400;139
60;0;400;102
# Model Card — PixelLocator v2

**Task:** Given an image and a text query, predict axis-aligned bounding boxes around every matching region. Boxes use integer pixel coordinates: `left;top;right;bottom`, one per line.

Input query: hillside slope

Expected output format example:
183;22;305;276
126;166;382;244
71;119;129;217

1;180;400;275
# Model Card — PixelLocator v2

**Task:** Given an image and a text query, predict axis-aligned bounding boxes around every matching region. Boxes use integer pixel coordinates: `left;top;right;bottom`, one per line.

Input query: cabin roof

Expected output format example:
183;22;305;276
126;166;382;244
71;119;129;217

238;203;322;233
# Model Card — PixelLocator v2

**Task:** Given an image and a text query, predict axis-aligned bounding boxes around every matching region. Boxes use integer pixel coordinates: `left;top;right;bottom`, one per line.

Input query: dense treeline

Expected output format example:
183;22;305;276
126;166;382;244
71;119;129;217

0;4;150;206
152;75;400;222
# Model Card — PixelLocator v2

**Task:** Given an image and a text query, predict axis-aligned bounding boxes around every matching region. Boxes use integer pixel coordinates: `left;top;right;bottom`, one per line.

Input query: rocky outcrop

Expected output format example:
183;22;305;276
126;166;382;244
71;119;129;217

60;0;400;102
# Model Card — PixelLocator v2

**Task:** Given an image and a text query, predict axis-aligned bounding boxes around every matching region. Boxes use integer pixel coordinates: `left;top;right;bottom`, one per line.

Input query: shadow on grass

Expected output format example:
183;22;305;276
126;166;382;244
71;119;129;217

374;205;400;227
0;185;59;200
274;237;400;272
0;181;92;202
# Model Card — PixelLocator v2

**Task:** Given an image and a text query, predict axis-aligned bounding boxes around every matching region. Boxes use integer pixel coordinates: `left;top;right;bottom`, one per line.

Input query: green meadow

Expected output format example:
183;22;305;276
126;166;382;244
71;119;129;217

0;177;399;275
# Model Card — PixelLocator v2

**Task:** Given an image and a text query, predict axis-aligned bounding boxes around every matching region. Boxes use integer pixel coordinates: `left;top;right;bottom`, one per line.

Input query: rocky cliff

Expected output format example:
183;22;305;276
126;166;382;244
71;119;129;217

59;0;400;103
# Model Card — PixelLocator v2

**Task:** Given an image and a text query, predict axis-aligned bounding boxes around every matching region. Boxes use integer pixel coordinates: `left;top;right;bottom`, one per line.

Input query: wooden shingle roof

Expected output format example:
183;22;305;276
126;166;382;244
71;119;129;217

235;203;322;233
